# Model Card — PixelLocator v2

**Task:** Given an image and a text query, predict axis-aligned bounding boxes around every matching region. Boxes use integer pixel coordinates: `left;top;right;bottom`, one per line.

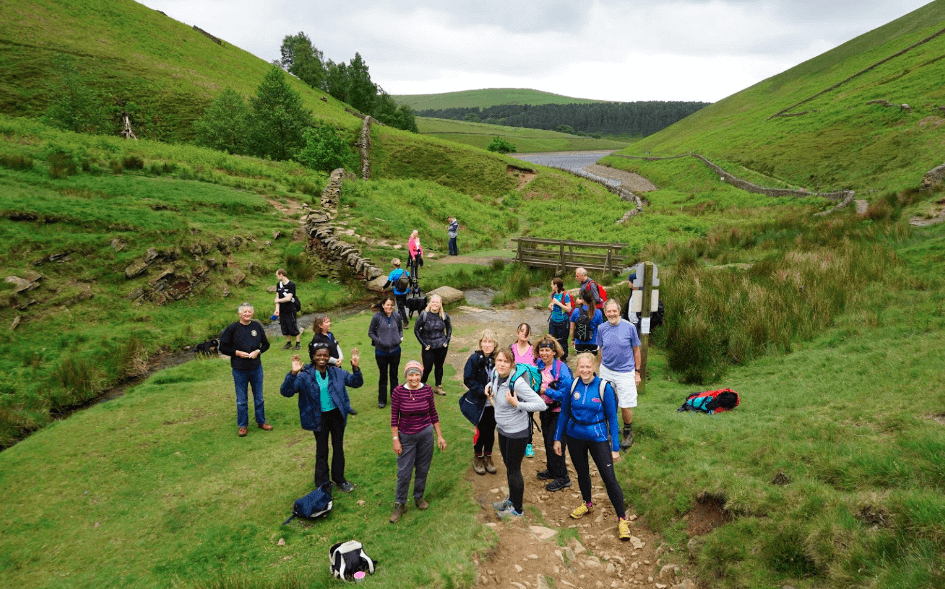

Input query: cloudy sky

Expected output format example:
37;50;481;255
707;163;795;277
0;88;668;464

138;0;932;102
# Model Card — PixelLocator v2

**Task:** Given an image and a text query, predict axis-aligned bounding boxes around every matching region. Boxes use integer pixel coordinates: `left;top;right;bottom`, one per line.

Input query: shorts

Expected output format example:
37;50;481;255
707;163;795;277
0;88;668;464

279;311;300;337
598;364;637;409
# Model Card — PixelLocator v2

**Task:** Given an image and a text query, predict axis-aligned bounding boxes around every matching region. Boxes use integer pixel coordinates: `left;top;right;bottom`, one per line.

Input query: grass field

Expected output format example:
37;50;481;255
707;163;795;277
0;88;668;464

392;88;604;110
416;117;632;152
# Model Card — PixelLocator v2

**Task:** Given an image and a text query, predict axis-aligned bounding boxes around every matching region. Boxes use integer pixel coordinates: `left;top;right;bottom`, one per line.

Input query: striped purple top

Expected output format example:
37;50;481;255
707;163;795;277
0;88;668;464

390;383;439;435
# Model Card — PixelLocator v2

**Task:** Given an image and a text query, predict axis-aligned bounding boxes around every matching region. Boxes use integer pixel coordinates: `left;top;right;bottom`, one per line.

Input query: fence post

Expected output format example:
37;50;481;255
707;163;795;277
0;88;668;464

558;242;565;275
638;261;654;395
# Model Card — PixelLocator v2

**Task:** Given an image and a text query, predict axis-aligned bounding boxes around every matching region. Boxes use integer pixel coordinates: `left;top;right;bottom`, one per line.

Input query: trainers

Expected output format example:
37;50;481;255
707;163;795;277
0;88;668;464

620;427;634;450
618;517;631;540
389;502;406;524
492;497;512;511
434;385;447;396
282;342;293;350
569;503;592;519
497;505;523;519
337;481;356;493
378;402;386;409
415;497;429;510
483;454;497;474
545;478;571;492
238;427;248;437
294;342;301;351
525;444;534;458
473;455;486;475
536;469;554;480
257;422;273;431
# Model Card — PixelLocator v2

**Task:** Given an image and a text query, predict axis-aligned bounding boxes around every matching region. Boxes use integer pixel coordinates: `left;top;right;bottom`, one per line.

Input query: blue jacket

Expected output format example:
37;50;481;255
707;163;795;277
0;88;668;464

459;350;494;425
281;364;363;431
554;375;620;452
535;357;573;411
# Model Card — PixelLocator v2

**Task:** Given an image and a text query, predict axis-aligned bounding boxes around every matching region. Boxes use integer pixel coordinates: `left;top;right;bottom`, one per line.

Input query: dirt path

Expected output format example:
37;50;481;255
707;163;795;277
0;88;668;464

582;164;658;192
443;304;698;589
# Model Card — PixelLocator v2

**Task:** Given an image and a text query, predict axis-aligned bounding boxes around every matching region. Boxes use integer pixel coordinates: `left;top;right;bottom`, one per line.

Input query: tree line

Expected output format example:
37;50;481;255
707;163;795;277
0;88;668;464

416;101;710;137
279;32;418;133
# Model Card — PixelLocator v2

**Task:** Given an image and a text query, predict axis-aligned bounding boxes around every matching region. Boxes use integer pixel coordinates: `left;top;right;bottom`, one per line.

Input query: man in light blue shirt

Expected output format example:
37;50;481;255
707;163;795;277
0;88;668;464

596;298;641;449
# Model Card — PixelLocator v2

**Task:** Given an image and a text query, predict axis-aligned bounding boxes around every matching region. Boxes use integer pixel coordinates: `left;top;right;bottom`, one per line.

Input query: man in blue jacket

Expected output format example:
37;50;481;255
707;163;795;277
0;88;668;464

282;342;363;492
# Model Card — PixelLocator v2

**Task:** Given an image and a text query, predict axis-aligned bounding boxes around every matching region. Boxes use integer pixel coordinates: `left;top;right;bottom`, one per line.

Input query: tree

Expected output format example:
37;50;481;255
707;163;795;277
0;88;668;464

346;53;376;115
324;60;349;104
280;32;327;91
487;137;516;154
193;88;250;154
373;92;419;133
296;125;356;172
248;66;313;161
44;57;102;134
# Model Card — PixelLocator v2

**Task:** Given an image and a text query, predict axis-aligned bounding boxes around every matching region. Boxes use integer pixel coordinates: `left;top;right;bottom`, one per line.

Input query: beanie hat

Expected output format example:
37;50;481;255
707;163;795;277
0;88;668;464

403;360;423;377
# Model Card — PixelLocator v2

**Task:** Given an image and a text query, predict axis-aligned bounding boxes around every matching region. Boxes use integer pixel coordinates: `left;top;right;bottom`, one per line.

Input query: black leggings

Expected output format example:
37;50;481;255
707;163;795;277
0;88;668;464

474;406;496;455
540;410;568;479
568;437;626;518
421;346;448;387
375;352;400;405
498;433;528;513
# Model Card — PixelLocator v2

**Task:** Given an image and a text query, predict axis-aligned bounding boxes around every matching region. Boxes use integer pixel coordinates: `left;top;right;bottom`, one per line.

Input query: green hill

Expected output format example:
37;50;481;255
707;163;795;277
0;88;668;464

392;87;603;110
416;116;632;152
604;0;945;195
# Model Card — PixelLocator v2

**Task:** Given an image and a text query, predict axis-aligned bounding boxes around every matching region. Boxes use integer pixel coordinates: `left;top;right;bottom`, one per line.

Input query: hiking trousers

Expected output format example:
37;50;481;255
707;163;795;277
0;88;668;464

568;437;626;518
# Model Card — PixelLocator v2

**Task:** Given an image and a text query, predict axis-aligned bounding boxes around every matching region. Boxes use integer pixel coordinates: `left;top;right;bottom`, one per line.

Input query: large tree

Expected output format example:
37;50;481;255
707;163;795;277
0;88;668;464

346;53;376;115
324;59;349;105
248;66;312;161
280;32;326;91
193;88;250;154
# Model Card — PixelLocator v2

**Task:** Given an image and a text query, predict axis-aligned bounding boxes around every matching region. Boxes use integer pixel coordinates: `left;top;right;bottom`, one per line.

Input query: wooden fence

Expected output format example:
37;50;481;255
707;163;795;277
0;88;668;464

511;238;627;275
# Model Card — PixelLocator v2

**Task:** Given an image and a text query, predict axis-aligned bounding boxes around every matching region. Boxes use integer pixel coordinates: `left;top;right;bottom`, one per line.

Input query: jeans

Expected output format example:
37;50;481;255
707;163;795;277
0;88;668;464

448;237;458;256
540;410;568;479
498;433;528;513
395;425;434;504
474;406;496;455
568;437;626;518
375;352;401;405
232;365;266;428
421;346;448;387
314;409;347;487
548;319;570;362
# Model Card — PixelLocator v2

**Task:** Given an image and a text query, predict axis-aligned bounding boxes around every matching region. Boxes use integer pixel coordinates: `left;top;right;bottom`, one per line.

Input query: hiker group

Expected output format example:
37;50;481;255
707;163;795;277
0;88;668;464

217;230;646;541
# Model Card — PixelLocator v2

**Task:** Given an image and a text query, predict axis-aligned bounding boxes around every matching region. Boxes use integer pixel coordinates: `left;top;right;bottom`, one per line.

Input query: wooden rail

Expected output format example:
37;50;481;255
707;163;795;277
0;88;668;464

511;238;627;275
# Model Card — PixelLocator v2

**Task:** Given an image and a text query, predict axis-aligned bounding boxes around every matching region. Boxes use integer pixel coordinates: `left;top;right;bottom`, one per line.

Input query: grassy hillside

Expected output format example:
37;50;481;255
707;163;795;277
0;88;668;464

607;0;945;196
0;0;360;141
415;117;631;152
392;87;604;110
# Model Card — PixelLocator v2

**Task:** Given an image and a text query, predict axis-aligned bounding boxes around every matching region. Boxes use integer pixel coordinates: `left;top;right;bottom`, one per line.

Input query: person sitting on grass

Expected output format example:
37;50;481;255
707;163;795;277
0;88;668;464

553;352;632;541
281;342;362;493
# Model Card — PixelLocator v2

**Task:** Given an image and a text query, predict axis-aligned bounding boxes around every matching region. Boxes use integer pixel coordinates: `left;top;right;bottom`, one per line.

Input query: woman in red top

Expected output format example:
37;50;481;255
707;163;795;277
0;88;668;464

389;360;447;523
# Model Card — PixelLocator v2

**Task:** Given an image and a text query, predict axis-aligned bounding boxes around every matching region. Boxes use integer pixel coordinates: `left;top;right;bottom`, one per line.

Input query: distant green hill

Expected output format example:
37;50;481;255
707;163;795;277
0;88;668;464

416;116;632;152
392;87;603;110
606;0;945;195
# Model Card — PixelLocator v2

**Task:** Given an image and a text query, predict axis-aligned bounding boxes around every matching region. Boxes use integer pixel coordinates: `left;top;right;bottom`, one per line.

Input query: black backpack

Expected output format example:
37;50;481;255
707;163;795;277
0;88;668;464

282;482;332;525
293;293;302;313
574;307;593;342
329;540;376;581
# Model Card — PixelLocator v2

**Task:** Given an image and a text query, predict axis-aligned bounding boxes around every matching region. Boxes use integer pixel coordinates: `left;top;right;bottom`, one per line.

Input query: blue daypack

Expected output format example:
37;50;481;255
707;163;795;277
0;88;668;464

283;482;333;525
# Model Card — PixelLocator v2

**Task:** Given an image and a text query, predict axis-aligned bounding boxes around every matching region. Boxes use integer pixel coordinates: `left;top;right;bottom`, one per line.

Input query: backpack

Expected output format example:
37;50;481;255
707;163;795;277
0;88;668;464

511;362;542;395
329;540;376;581
588;280;608;310
677;388;740;415
394;270;409;291
282;482;333;525
293;293;302;313
574;307;594;342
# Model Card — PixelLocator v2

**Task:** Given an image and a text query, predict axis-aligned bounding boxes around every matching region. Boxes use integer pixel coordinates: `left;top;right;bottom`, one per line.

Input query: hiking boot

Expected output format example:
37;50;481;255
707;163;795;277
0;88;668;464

483;455;497;474
536;469;554;480
620;427;635;450
348;407;358;415
389;502;406;524
618;517;631;540
434;385;447;396
473;455;486;475
545;478;571;492
282;342;293;350
525;444;534;458
497;505;523;519
337;481;356;493
569;503;592;519
492;497;512;511
257;422;273;431
294;342;301;351
378;402;386;409
415;497;429;510
238;427;248;437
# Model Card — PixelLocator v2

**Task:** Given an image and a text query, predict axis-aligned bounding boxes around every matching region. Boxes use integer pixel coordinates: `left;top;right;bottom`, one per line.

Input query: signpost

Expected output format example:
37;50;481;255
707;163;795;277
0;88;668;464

628;261;658;395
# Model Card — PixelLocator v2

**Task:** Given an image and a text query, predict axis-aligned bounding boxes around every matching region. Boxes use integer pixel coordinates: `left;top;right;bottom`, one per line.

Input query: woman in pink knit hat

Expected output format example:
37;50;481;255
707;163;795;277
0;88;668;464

388;360;447;523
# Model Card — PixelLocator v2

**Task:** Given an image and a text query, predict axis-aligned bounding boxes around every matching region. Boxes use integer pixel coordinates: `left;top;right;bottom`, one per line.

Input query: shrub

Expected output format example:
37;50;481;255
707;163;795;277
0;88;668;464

122;155;145;170
46;149;78;179
487;136;516;154
296;125;356;172
0;154;33;170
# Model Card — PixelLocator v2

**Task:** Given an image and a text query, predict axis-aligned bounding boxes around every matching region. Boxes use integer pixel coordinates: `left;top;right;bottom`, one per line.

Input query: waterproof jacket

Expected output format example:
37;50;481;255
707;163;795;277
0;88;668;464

368;311;404;354
281;364;363;431
554;375;620;452
459;350;495;424
534;357;574;412
414;310;451;349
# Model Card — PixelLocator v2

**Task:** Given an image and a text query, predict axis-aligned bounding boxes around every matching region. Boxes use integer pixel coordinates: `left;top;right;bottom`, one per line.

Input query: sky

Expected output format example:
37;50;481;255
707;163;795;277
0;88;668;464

137;0;933;103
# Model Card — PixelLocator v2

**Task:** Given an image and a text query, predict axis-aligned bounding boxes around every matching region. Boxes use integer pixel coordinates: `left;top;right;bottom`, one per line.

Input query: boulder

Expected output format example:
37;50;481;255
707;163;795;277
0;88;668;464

366;275;388;292
427;286;465;306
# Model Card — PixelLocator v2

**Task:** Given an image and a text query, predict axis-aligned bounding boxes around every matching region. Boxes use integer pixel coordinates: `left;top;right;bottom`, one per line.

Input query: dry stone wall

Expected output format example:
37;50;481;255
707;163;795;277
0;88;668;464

302;168;383;281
